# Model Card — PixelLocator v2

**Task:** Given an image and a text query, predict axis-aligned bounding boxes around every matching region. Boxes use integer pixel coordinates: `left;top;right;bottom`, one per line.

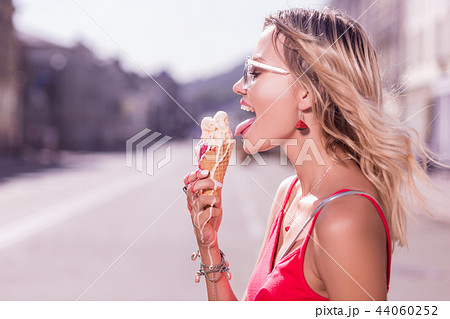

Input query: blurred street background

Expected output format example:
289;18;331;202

0;0;449;300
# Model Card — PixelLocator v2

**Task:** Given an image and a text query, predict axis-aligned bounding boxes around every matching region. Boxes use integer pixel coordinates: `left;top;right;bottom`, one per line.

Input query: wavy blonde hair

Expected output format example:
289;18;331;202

264;7;447;250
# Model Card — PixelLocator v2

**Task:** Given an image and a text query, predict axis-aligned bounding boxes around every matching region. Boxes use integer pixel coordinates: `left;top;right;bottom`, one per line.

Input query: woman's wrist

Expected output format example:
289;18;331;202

192;247;231;285
197;244;221;266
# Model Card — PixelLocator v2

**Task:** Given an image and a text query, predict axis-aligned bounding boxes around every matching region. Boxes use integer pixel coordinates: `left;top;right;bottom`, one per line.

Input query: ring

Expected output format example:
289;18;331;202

183;186;188;194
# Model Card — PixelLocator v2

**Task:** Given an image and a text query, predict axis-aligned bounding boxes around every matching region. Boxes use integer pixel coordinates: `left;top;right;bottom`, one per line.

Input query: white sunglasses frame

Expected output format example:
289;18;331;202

243;56;290;90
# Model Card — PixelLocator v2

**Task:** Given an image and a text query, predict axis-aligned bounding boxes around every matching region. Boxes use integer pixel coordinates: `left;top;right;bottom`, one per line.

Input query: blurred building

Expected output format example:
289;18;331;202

121;71;187;140
19;35;124;151
17;33;184;154
403;0;450;163
2;0;188;157
0;0;21;154
146;71;186;138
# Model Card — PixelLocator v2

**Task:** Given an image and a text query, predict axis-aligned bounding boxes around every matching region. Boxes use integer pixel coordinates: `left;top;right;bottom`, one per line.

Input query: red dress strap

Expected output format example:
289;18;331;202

280;176;299;214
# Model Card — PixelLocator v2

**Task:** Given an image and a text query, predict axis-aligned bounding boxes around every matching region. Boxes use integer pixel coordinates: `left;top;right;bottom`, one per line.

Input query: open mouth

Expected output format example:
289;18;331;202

240;104;255;113
235;101;256;136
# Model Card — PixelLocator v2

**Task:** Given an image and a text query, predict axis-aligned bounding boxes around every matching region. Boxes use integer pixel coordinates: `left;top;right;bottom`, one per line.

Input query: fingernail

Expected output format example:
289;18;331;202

201;170;209;176
215;181;223;188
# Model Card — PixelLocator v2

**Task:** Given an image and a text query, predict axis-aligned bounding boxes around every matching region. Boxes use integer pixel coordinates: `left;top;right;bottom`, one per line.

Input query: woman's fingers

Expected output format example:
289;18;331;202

185;179;222;214
183;169;209;186
188;178;222;196
194;194;221;211
183;169;223;246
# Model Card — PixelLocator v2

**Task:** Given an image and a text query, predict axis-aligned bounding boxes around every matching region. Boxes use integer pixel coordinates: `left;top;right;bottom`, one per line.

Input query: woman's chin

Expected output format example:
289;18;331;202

242;142;254;155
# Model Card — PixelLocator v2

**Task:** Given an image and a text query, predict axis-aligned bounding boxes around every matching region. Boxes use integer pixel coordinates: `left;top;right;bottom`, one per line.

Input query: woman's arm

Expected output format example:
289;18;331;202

312;195;389;300
186;173;296;300
183;168;237;300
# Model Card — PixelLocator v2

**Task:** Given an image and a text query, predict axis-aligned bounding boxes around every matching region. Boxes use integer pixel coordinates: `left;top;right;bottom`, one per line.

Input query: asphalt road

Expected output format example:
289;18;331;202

0;141;448;300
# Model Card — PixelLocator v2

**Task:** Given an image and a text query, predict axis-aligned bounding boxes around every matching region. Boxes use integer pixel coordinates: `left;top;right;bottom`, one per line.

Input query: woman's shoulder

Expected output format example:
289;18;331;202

312;181;387;256
310;187;389;300
277;175;299;202
279;175;298;192
316;191;382;231
317;179;383;227
267;175;298;220
319;162;383;214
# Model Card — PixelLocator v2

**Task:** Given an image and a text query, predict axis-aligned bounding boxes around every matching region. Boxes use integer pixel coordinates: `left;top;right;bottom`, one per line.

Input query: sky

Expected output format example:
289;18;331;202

13;0;327;84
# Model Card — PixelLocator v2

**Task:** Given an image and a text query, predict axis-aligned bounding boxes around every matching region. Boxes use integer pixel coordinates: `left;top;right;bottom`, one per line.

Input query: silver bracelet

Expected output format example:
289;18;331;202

191;249;231;283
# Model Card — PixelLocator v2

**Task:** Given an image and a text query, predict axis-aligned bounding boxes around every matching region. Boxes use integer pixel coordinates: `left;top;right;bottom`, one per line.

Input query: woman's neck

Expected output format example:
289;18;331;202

283;131;350;197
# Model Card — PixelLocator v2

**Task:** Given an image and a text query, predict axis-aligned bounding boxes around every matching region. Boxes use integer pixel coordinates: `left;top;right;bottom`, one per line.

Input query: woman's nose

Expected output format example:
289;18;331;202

232;77;246;96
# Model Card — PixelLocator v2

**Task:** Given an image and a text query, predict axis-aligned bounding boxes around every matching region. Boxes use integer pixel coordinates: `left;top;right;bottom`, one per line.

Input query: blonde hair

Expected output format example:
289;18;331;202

264;7;447;250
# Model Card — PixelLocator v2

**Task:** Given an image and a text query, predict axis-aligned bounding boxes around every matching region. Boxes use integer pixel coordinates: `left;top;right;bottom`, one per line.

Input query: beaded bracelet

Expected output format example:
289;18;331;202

191;249;232;283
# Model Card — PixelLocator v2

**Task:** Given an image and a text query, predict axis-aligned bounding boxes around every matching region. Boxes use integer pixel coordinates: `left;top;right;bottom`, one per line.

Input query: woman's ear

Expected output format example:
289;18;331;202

298;90;312;111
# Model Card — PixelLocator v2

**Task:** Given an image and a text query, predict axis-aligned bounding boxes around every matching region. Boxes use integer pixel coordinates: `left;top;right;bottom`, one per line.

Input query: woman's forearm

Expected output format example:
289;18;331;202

197;244;238;301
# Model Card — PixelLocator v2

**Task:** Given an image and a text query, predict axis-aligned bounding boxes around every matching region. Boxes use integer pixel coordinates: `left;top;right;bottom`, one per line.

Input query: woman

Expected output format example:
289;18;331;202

183;8;442;301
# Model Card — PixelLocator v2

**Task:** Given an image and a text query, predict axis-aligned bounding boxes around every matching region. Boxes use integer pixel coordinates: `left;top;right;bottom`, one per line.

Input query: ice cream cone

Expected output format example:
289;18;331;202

195;111;234;197
200;139;235;196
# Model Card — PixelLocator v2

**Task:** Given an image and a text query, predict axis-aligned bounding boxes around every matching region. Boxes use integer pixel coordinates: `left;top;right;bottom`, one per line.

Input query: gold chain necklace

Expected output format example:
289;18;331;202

300;156;351;198
285;156;352;231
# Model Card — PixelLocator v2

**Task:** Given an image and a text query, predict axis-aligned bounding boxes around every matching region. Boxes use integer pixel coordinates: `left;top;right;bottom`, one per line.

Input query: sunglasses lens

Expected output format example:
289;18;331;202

243;57;251;89
243;61;248;89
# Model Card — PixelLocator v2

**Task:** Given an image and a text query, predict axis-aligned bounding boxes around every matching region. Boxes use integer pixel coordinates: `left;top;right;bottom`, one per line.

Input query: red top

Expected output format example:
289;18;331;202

246;176;391;301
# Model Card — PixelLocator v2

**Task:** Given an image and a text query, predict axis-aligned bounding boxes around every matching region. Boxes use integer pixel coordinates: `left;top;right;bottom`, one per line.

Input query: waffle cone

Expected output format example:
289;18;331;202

200;139;235;196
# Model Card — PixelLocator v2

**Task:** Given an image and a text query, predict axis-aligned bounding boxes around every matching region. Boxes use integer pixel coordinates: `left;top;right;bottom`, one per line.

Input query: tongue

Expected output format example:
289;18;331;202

235;117;256;136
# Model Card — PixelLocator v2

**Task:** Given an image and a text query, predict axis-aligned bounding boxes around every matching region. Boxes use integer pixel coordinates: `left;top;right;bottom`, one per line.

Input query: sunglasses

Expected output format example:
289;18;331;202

243;56;290;90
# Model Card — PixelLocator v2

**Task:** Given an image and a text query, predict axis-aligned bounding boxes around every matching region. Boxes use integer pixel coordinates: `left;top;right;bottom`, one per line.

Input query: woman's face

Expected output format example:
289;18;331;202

233;25;310;154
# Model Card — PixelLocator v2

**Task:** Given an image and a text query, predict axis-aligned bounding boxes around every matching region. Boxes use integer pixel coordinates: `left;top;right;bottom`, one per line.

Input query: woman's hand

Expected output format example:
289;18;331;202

183;169;223;248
